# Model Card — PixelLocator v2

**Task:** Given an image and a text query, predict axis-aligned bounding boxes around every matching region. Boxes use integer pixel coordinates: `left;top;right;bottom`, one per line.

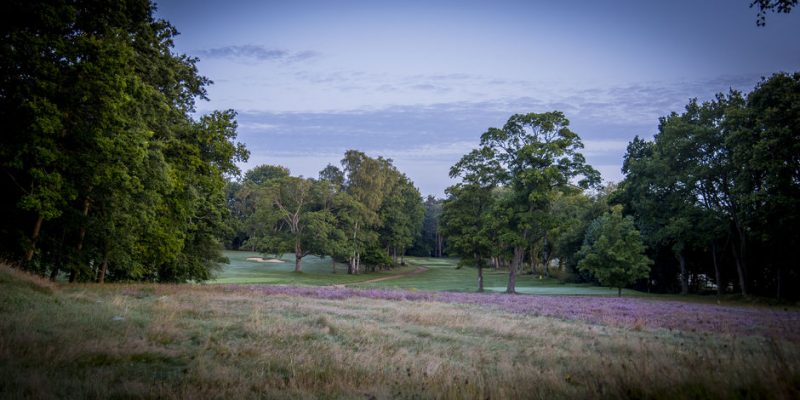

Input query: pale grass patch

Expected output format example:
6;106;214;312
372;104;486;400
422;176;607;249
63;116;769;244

0;263;57;292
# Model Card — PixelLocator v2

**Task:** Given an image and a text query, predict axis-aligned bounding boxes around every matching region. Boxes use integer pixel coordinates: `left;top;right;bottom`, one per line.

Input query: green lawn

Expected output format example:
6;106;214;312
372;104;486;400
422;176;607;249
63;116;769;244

214;252;646;296
355;257;635;295
210;250;418;285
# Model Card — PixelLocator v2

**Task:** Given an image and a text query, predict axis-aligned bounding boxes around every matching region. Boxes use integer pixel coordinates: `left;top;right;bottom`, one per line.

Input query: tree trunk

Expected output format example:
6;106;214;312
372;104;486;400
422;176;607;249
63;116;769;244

731;224;748;296
49;264;59;281
98;252;109;283
677;251;688;295
507;246;525;294
731;226;748;296
436;232;443;257
76;198;90;252
294;240;302;272
618;287;622;297
332;257;336;274
349;221;359;274
24;214;44;262
65;198;92;284
711;240;722;297
542;234;552;278
530;247;536;275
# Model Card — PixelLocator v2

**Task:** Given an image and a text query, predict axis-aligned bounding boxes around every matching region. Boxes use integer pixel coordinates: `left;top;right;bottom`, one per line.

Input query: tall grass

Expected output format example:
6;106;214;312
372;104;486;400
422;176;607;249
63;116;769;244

1;265;798;399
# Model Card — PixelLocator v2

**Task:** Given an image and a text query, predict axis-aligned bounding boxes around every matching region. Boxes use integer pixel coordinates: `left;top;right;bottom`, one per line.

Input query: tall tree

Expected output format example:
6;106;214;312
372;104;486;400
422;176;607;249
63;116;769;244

0;0;248;281
450;112;600;293
441;183;495;291
255;176;335;272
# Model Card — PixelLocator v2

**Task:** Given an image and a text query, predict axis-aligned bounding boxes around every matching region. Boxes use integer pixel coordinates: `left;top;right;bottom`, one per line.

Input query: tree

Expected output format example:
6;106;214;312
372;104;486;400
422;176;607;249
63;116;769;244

450;112;600;293
619;131;707;295
548;189;608;279
751;0;797;25
379;175;424;265
244;165;290;186
340;150;396;274
577;206;652;296
618;72;800;298
225;165;291;251
441;183;495;292
256;176;334;272
0;0;248;282
737;72;800;298
410;196;444;257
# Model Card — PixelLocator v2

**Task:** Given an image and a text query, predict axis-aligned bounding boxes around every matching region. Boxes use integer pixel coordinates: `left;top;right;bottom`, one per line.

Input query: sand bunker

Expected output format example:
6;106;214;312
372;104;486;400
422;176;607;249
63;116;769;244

246;257;285;263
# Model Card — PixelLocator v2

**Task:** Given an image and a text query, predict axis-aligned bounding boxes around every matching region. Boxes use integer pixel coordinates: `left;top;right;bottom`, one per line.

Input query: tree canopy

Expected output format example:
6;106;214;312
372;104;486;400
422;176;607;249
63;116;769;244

577;206;652;296
445;111;600;293
0;0;248;282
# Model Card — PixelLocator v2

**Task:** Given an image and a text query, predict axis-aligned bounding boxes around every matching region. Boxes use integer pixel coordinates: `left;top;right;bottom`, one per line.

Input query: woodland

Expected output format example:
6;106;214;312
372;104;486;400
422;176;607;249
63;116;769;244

1;0;798;300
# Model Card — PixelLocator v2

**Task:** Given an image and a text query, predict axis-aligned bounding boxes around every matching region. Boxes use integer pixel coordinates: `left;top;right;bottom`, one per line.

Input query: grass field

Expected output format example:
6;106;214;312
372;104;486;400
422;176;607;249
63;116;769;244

2;265;799;399
214;251;637;296
211;250;418;285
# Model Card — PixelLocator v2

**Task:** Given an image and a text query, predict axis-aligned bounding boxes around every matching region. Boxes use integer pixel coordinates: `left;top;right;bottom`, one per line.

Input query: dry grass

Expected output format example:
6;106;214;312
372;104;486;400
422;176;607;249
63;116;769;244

1;265;798;399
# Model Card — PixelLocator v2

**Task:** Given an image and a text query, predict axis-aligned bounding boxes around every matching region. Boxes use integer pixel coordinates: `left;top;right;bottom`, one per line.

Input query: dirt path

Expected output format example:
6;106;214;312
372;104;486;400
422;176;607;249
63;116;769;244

330;266;429;288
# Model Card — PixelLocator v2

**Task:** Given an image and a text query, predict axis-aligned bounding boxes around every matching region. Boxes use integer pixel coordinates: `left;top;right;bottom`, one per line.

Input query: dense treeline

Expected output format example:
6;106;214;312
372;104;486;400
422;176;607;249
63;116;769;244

441;73;799;299
0;0;248;282
616;73;800;298
224;151;425;273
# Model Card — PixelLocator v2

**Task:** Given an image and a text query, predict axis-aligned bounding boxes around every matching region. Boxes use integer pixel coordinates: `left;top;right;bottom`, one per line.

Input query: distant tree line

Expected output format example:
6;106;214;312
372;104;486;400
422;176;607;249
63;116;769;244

0;0;248;282
407;196;446;258
224;151;425;273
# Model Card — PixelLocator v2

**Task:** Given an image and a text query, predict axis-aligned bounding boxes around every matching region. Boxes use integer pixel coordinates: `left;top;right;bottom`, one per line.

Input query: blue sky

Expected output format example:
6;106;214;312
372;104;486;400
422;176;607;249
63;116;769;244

155;0;799;196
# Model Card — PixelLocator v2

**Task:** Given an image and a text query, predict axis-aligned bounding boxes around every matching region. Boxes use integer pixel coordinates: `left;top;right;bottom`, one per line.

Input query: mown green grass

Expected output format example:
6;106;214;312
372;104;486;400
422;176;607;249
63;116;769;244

211;250;417;285
355;257;631;295
2;265;798;399
215;252;644;295
215;252;790;308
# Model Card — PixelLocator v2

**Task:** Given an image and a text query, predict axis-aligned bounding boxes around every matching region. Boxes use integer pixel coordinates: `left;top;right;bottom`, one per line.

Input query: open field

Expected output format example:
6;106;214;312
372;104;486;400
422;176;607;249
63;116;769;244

214;251;639;296
355;257;631;295
211;250;419;285
2;265;799;399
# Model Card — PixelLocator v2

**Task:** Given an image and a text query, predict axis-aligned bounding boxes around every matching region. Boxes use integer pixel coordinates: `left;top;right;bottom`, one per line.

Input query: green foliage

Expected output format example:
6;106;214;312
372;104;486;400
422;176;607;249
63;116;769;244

409;196;444;257
577;206;652;295
446;111;600;293
618;72;800;298
225;153;425;274
0;0;247;282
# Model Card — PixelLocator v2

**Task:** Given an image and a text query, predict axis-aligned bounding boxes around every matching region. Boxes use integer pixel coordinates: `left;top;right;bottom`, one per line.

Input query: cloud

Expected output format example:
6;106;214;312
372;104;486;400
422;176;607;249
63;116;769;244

581;139;631;156
226;73;770;195
196;45;320;62
237;122;280;131
373;141;479;160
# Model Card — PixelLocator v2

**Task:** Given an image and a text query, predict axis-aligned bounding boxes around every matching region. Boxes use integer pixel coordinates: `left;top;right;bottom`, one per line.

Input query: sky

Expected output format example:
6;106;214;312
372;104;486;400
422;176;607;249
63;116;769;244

154;0;800;197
